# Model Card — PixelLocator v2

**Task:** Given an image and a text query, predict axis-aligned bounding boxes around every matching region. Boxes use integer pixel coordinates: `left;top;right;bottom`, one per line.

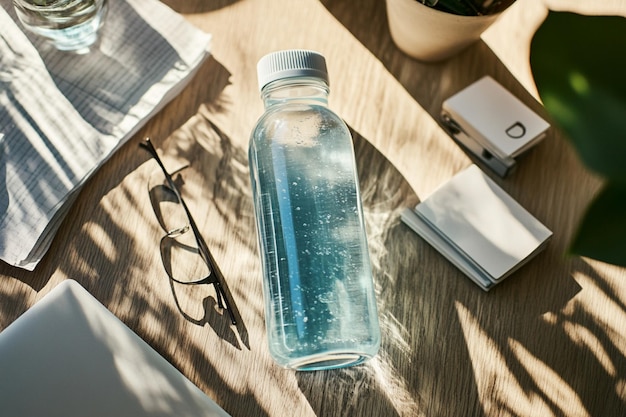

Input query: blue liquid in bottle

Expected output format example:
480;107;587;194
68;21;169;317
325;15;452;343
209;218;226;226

249;50;380;370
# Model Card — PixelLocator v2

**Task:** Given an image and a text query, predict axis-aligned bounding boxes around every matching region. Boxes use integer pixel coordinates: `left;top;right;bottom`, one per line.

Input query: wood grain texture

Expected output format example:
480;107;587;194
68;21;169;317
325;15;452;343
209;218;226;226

1;0;626;416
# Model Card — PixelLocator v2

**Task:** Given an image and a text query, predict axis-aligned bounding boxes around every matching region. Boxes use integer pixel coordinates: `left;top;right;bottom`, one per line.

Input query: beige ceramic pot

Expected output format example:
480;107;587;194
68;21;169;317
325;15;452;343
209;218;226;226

386;0;505;62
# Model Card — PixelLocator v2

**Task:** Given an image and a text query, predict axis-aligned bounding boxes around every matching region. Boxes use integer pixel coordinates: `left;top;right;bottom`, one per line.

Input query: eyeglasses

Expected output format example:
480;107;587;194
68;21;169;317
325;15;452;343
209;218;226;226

140;138;237;325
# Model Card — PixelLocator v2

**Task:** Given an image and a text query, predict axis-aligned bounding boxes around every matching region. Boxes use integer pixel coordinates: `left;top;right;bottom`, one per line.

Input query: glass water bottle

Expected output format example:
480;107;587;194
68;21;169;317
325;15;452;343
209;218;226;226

248;50;381;371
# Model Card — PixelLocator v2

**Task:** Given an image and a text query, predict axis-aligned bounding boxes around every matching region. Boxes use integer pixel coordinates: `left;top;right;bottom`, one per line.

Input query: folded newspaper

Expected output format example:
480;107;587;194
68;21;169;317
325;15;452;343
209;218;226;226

0;0;211;270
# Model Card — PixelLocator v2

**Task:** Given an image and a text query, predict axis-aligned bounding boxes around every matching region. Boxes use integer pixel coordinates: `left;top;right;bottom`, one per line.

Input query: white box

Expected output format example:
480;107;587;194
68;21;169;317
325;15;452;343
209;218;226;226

442;76;550;177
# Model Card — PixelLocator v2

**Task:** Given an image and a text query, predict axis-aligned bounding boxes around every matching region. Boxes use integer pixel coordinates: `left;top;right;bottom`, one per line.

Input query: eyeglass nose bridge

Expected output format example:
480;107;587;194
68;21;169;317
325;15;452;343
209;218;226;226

167;224;190;238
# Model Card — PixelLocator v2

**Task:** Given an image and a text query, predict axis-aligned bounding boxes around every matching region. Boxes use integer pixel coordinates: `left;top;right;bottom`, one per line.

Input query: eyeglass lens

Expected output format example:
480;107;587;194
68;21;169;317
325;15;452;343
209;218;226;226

148;171;215;287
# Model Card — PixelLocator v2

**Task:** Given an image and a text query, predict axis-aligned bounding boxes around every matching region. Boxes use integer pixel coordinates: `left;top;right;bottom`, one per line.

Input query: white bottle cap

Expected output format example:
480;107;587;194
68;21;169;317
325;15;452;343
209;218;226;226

257;49;329;91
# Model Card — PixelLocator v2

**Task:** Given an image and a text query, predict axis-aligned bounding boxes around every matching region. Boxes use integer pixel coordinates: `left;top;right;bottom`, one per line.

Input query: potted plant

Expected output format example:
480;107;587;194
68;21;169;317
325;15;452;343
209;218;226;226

386;0;516;62
530;11;626;267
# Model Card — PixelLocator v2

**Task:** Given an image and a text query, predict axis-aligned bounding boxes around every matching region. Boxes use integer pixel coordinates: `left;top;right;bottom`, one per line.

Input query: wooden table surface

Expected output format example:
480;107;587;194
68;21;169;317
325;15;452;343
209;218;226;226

2;0;626;415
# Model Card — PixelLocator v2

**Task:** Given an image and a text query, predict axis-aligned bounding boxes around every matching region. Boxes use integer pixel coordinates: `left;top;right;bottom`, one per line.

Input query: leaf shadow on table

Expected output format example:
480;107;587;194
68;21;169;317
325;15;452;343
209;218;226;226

321;1;626;415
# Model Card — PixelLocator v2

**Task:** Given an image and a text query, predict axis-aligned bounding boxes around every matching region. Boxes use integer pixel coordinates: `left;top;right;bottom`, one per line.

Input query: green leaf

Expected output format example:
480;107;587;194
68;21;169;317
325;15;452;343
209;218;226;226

429;0;515;16
530;12;626;182
569;181;626;267
434;0;480;16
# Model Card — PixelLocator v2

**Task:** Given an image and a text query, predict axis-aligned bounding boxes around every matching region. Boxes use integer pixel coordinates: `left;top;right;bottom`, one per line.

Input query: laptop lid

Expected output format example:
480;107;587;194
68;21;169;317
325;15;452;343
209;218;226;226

0;279;230;417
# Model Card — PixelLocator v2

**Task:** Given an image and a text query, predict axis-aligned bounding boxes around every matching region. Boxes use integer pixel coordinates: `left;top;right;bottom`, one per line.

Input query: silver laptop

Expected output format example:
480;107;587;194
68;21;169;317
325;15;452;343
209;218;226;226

0;280;230;417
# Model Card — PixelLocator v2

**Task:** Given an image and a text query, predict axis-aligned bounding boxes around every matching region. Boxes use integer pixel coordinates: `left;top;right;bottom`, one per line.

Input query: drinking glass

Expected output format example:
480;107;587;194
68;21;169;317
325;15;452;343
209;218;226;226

13;0;108;52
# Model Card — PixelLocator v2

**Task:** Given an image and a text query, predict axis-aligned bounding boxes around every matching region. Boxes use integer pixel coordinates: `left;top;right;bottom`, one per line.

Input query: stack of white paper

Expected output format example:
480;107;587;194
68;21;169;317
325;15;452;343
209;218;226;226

0;0;211;270
401;165;552;290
